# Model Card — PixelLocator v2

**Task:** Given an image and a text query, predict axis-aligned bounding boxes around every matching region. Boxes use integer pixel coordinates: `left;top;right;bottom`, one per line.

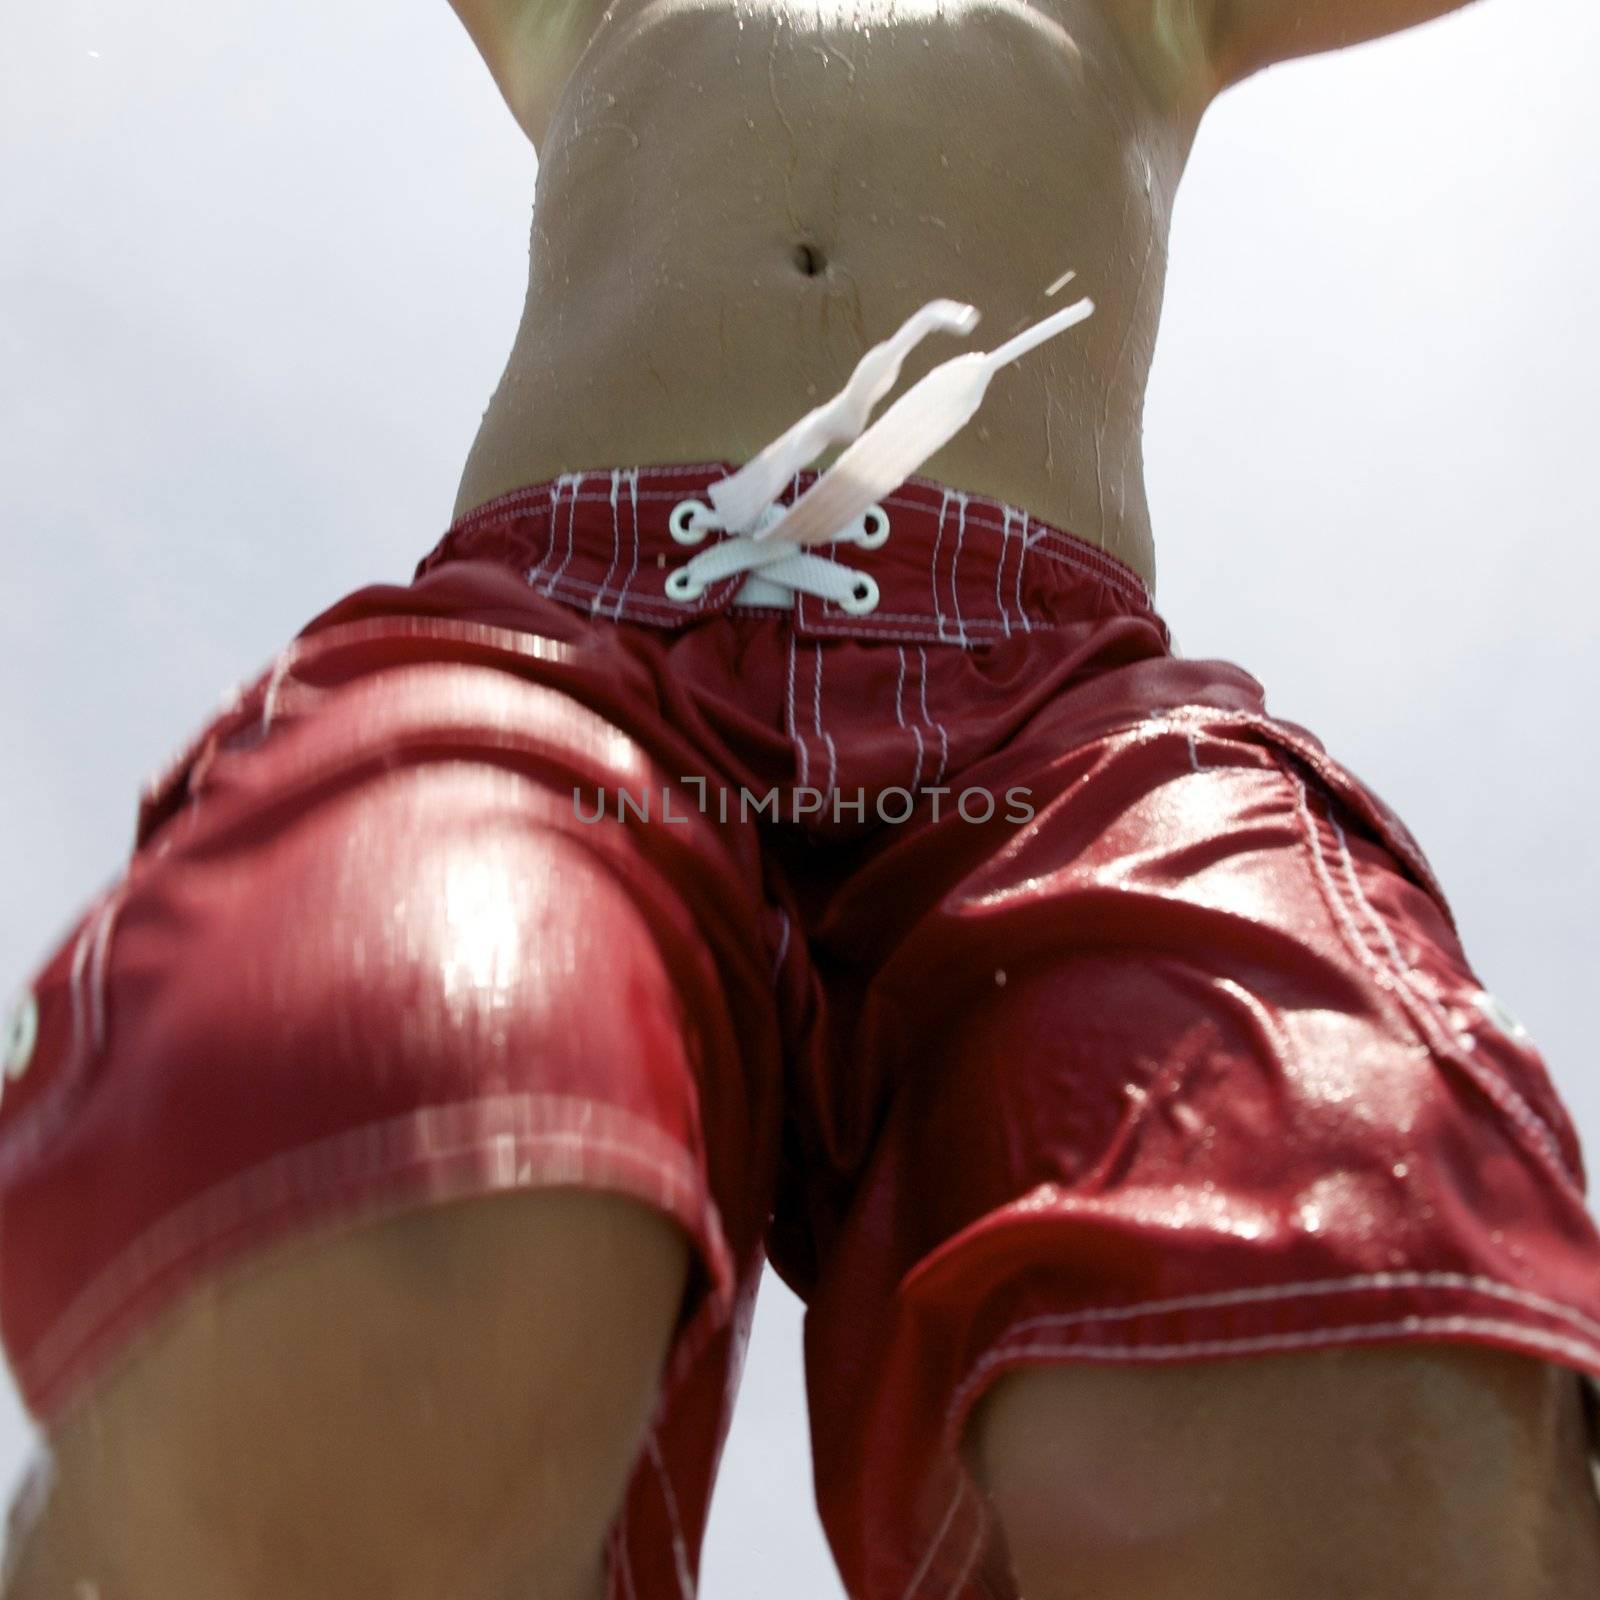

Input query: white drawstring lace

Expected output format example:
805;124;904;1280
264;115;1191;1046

667;286;1095;613
666;499;891;613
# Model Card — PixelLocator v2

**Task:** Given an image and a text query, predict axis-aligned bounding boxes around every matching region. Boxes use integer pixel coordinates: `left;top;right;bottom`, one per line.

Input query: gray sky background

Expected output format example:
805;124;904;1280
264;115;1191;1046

1;0;1596;1592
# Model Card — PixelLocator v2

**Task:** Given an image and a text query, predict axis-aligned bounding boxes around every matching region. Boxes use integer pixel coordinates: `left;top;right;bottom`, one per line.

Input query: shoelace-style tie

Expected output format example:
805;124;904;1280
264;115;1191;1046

667;286;1095;613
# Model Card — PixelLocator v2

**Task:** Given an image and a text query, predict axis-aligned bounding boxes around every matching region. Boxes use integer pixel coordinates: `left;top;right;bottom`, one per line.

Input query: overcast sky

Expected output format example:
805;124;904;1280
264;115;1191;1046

1;0;1596;1592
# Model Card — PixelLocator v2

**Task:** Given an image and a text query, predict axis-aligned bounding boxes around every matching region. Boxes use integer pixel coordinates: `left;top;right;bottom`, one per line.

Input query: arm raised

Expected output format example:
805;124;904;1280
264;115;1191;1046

447;0;544;142
1205;0;1488;92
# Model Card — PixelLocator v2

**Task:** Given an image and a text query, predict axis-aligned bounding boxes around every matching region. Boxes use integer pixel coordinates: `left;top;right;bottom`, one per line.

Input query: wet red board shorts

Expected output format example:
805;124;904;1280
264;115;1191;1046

5;462;1600;1598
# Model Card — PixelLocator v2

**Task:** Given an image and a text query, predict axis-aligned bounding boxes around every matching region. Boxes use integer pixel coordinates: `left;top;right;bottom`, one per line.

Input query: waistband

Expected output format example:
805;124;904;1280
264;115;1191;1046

415;464;1166;649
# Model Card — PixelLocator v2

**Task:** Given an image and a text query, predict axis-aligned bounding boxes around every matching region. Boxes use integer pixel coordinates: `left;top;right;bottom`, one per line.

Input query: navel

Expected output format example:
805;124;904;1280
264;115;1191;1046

792;241;829;276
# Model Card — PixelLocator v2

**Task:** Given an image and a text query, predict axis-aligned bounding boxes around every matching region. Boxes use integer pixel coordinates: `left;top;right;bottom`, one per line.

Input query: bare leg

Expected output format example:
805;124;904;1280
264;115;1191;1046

964;1344;1600;1599
5;1186;690;1600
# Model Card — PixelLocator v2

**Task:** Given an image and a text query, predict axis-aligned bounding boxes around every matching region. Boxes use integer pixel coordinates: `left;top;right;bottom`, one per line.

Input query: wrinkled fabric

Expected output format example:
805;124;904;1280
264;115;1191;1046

3;464;1599;1600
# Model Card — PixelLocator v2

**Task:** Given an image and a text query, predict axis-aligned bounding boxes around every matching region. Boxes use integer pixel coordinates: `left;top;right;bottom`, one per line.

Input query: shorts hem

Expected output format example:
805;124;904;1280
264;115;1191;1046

896;1287;1600;1600
14;1092;735;1426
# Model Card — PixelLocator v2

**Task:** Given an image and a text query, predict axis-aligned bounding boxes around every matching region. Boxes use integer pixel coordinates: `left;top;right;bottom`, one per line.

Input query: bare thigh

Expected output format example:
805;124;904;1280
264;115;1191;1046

4;1187;690;1600
964;1344;1600;1599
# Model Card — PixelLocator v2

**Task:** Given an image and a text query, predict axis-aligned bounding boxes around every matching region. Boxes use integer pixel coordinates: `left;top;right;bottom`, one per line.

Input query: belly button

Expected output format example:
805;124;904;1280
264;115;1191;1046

792;242;828;277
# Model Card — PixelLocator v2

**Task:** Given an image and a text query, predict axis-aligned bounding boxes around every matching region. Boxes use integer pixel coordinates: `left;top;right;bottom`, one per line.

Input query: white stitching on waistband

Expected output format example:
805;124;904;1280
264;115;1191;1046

534;571;719;619
487;500;1150;632
459;474;1152;600
1024;535;1136;593
993;505;1015;638
548;471;584;592
945;488;971;646
1015;509;1037;632
929;489;952;642
609;468;644;619
525;474;567;585
591;469;624;617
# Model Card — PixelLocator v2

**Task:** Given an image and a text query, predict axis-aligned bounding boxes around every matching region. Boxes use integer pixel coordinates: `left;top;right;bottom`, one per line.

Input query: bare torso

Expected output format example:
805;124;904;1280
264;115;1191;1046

451;0;1219;593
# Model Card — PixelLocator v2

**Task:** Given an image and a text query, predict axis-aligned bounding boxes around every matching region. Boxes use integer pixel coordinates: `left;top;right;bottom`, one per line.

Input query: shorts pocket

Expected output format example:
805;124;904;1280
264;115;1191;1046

1270;743;1586;1200
1212;708;1458;932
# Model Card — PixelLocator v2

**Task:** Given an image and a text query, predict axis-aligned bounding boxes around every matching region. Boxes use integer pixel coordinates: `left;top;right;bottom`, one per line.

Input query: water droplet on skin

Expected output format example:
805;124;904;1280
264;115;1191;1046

994;968;1007;987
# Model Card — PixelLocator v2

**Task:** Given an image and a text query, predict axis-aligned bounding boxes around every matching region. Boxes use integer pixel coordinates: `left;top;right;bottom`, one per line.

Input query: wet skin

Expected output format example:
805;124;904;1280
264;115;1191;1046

447;0;1486;596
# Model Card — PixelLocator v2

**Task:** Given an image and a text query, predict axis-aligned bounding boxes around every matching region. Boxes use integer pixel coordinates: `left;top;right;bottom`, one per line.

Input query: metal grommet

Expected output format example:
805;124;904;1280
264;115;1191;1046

4;992;39;1082
836;574;880;616
665;567;706;603
854;505;890;549
669;499;713;546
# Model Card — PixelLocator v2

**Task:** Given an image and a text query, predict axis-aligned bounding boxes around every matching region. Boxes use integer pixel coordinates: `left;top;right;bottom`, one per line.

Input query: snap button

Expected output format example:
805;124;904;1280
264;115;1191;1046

4;992;38;1082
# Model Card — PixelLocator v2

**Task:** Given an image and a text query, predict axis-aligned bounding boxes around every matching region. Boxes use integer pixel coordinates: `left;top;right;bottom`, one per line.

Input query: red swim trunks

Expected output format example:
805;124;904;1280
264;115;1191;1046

4;463;1599;1599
